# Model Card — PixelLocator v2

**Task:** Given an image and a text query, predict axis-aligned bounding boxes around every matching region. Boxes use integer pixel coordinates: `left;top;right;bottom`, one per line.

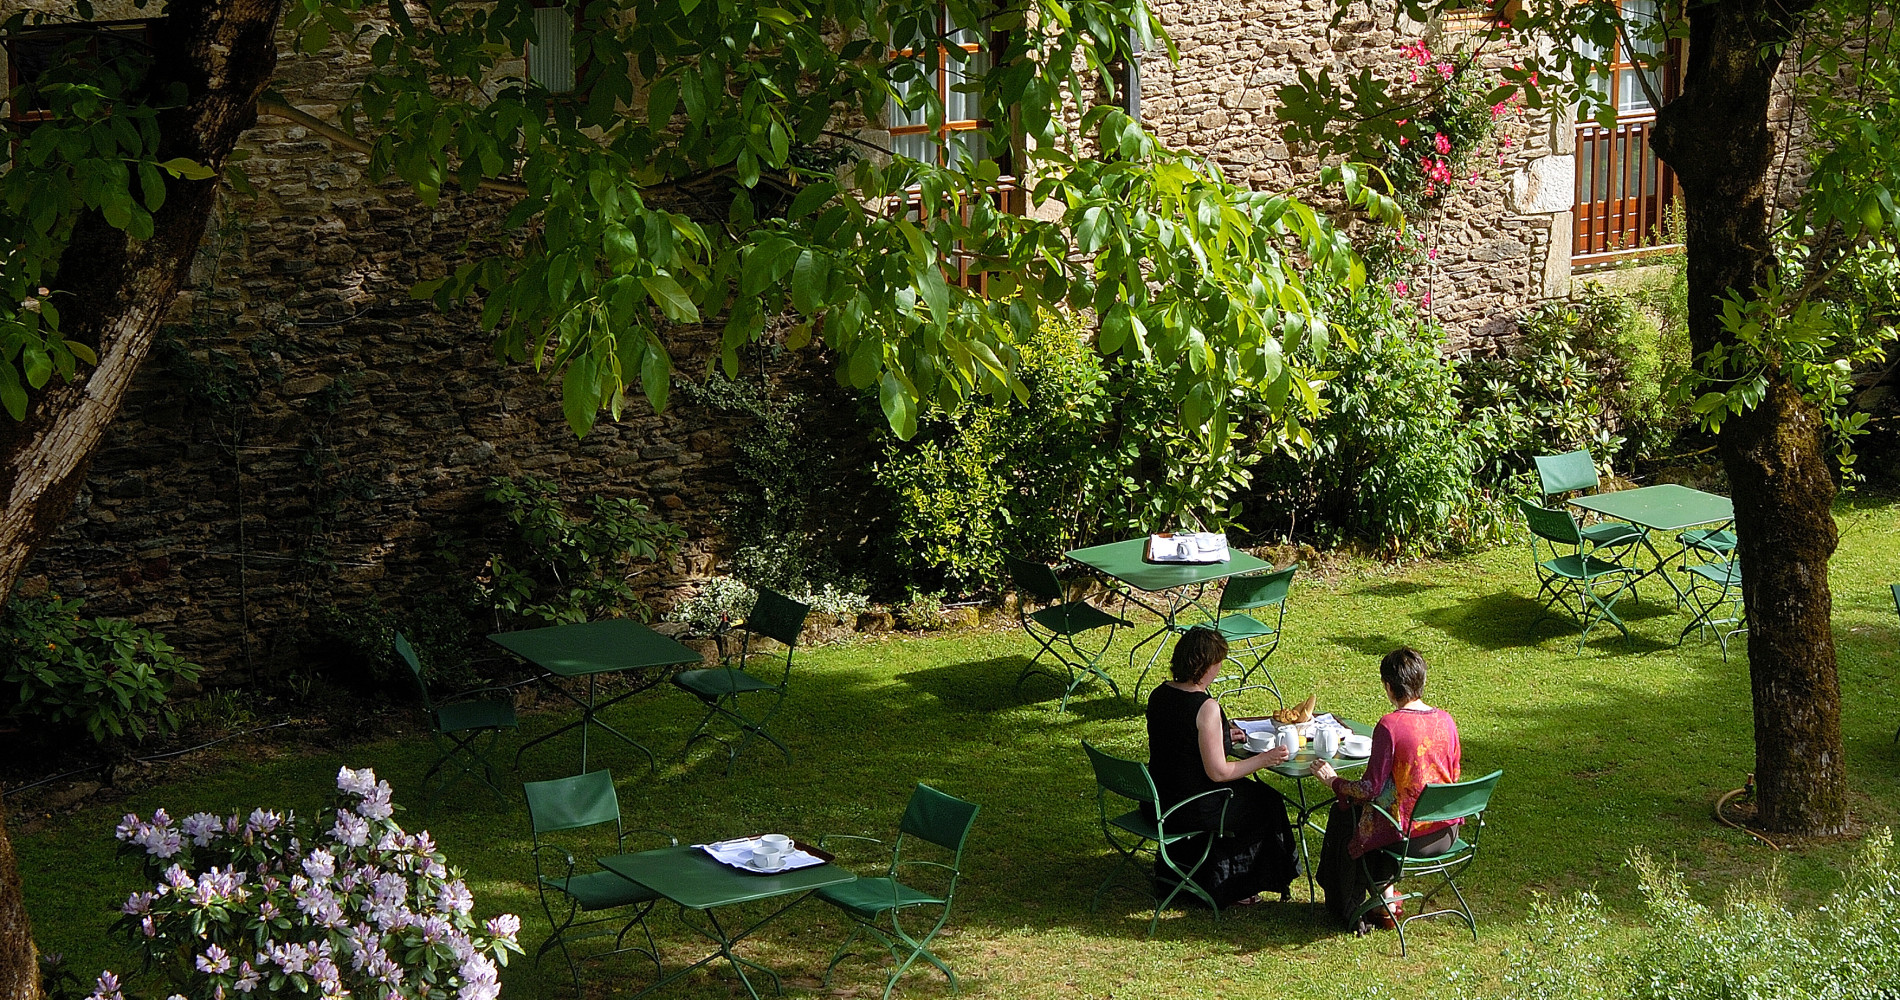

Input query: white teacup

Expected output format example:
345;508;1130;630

757;834;793;854
1243;731;1275;752
1340;734;1373;757
751;848;786;870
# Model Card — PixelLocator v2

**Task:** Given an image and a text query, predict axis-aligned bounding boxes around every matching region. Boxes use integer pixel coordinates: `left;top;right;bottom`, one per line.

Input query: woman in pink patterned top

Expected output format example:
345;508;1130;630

1310;647;1461;933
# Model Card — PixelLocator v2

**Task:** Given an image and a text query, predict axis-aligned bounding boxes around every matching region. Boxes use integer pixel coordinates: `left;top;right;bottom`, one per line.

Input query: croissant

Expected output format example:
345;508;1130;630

1270;694;1318;726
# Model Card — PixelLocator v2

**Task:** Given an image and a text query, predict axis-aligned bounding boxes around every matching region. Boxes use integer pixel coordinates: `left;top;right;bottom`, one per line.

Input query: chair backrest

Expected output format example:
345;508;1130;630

1517;499;1584;547
1409;769;1503;828
1890;583;1899;618
394;632;435;711
1532;450;1600;498
897;783;981;855
1004;555;1065;606
1083;741;1157;808
524;769;621;834
1219;564;1296;612
745;588;810;648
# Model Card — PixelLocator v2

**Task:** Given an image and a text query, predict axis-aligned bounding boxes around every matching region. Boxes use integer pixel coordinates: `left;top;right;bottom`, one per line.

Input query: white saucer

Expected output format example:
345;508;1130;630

746;856;789;872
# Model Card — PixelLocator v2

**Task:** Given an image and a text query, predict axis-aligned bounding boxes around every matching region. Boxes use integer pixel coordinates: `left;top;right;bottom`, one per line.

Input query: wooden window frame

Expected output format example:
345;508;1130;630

1572;2;1683;264
888;5;1020;290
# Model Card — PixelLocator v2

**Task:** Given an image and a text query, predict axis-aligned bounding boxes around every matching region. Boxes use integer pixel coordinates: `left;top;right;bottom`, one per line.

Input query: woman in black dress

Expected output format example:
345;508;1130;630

1146;626;1301;906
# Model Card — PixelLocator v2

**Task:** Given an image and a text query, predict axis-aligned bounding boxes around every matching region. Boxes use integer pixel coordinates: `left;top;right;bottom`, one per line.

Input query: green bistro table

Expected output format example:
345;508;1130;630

490;619;702;774
1231;717;1374;903
599;844;857;1000
1065;537;1275;695
1567;483;1733;604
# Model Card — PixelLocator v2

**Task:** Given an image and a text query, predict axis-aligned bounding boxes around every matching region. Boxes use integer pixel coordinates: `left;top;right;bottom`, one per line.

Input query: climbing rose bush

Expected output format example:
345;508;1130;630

101;766;521;1000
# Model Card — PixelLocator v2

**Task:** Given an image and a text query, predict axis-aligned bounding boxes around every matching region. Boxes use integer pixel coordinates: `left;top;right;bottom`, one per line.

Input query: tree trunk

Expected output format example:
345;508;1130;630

0;0;287;995
1652;0;1846;835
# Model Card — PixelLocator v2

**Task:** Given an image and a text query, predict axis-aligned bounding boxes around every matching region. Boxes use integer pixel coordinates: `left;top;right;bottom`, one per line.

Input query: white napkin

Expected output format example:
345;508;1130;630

697;837;821;870
1147;532;1231;563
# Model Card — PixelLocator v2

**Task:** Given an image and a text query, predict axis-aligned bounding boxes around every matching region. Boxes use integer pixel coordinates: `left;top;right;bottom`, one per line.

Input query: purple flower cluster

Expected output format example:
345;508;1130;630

101;766;521;1000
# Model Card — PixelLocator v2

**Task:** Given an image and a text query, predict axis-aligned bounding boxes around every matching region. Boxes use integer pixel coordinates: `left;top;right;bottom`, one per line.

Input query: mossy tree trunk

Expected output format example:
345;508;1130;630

1651;0;1847;835
0;0;288;995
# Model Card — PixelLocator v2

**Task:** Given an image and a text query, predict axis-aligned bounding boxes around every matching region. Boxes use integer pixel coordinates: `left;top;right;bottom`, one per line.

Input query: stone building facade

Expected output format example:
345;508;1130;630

5;1;1608;675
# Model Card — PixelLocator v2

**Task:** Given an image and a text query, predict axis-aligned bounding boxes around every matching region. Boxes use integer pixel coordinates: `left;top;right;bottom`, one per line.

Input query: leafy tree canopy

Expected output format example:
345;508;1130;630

2;0;1402;452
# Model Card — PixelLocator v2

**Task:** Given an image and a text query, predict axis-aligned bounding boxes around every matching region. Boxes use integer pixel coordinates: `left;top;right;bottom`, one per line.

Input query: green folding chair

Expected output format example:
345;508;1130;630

1353;769;1503;957
1518;499;1641;652
817;784;981;1000
1005;554;1130;713
1205;565;1296;708
396;632;518;806
523;770;672;996
1677;557;1746;659
673;587;809;773
1532;450;1645;551
1082;741;1233;938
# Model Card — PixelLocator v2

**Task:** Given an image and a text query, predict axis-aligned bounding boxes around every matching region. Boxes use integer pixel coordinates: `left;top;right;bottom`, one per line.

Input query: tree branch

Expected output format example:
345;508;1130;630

254;97;531;197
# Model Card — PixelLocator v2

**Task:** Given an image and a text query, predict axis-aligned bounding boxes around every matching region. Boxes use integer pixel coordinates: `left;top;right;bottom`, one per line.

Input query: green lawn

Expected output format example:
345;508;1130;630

16;495;1900;999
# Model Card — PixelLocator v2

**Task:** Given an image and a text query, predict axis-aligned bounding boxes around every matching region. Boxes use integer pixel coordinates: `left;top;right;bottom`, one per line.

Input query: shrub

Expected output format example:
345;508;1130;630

892;589;945;632
1496;830;1900;1000
665;576;758;636
1248;288;1502;554
682;374;884;598
307;592;486;695
103;766;521;1000
479;475;682;625
0;596;202;743
876;310;1261;592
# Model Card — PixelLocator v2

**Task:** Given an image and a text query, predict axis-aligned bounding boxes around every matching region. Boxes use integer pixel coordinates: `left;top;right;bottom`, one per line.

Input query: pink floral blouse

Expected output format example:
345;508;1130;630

1331;707;1462;858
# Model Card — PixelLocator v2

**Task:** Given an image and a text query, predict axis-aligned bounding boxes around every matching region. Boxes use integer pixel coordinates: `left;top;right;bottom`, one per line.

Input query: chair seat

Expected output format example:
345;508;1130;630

674;668;780;698
435;698;517;734
1028;601;1124;635
543;869;659;911
1539;554;1631;582
1684;560;1741;586
1107;808;1196;846
1680;528;1736;554
816;876;944;918
1377;837;1472;864
1212;613;1279;641
1581;521;1643;547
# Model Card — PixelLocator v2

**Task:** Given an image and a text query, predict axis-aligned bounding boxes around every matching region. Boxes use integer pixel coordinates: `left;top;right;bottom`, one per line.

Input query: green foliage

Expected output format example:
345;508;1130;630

1497;832;1900;1000
665;576;758;637
875;309;1260;592
478;476;682;625
892;588;946;632
684;373;881;597
0;596;201;743
1251;286;1500;554
307;592;487;693
352;0;1389;446
0;17;196;420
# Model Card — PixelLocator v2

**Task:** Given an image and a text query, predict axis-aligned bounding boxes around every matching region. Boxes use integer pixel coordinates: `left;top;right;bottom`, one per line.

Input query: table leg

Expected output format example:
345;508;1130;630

627;894;815;1000
513;672;662;775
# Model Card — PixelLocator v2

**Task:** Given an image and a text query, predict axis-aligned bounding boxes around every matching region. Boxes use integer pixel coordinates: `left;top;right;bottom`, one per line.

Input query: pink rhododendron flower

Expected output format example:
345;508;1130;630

1433;132;1451;154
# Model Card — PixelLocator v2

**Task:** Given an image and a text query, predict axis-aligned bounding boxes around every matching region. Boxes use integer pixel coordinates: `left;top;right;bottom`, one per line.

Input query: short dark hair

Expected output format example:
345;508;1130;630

1380;647;1428;702
1171;627;1228;684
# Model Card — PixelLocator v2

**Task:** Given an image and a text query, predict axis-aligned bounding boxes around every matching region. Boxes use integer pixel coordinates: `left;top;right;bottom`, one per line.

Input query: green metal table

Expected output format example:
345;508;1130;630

1065;537;1275;695
599;844;857;1000
490;619;702;774
1567;484;1733;604
1231;717;1374;903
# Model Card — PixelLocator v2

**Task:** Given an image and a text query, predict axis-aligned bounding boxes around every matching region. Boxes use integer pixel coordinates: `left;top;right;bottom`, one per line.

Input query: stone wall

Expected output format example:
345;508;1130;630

5;17;824;678
1138;1;1575;353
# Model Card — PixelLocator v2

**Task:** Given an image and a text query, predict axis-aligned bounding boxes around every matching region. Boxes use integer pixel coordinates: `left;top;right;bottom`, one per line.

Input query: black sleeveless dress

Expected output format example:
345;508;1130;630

1145;683;1299;905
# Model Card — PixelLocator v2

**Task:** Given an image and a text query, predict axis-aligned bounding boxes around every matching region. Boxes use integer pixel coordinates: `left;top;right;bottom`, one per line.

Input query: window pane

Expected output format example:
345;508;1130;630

944;48;988;124
947;129;986;164
893;130;938;163
1617;68;1656;113
529;8;575;94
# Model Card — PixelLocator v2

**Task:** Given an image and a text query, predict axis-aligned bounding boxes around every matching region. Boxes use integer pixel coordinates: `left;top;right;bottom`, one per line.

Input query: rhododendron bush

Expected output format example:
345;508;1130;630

98;767;520;1000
